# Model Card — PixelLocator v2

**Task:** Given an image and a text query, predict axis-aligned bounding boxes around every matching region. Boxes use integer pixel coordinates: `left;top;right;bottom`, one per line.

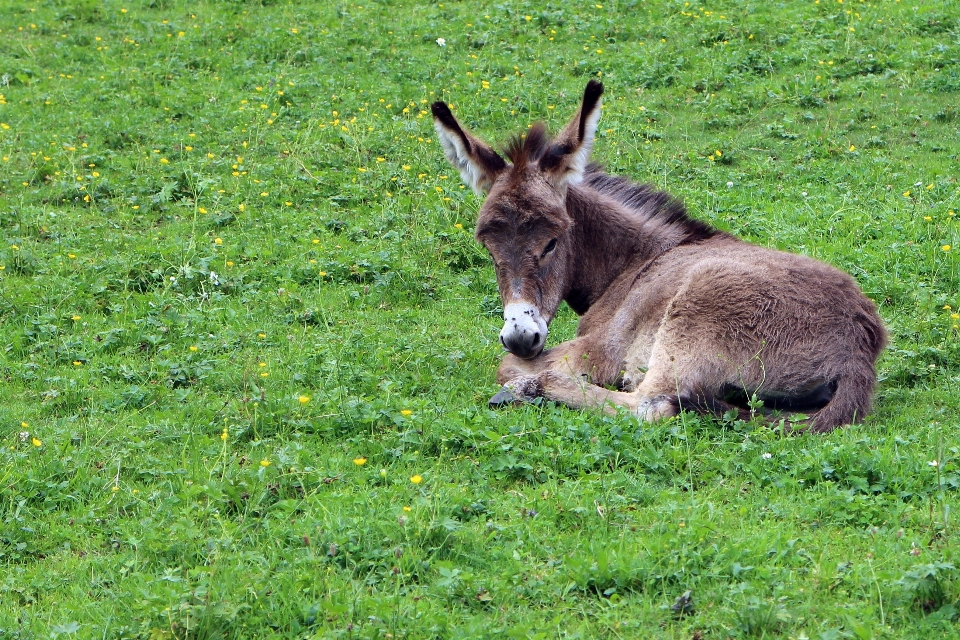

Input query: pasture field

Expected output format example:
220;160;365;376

1;0;959;637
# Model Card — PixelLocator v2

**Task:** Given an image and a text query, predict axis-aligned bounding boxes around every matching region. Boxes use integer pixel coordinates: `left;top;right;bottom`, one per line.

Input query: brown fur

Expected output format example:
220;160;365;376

432;81;887;433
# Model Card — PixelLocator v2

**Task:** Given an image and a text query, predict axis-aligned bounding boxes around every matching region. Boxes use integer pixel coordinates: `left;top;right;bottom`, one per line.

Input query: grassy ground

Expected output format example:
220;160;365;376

1;0;959;637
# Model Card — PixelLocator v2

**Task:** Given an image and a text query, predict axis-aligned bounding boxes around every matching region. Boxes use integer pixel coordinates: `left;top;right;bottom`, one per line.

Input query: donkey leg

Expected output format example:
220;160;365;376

491;354;555;405
493;369;642;414
492;337;622;407
539;371;643;414
628;344;725;423
492;335;636;408
495;337;597;384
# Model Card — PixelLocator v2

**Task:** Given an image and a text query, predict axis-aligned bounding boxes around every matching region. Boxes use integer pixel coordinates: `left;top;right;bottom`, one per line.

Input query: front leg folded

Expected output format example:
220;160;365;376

490;338;635;410
490;369;642;416
495;337;604;385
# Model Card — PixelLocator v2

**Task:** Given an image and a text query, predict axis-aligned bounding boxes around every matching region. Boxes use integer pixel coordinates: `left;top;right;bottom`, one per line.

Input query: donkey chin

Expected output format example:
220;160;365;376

499;302;548;359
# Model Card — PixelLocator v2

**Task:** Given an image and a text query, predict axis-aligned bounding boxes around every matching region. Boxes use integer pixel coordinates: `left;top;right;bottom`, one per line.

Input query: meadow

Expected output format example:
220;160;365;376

1;0;959;637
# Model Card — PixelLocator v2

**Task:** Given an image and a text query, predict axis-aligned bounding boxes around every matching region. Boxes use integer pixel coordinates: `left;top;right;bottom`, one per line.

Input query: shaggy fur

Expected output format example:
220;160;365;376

432;81;887;432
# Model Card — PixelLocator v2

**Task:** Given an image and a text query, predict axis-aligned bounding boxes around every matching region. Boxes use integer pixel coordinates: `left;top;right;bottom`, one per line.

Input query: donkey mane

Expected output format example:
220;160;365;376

502;123;553;168
503;127;717;246
583;167;719;245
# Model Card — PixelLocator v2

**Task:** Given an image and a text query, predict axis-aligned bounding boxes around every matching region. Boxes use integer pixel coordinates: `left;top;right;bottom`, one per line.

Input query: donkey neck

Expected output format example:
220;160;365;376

563;185;693;315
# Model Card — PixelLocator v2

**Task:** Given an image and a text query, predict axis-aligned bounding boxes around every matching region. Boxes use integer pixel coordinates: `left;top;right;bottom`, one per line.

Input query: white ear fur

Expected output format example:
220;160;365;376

566;98;601;185
434;120;488;196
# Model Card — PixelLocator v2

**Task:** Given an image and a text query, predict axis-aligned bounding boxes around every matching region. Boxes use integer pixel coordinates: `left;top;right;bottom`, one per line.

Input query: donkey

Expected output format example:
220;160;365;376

432;81;886;432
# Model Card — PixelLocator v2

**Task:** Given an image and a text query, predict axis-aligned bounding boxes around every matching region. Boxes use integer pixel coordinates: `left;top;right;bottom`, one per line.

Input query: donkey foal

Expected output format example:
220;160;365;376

433;81;886;433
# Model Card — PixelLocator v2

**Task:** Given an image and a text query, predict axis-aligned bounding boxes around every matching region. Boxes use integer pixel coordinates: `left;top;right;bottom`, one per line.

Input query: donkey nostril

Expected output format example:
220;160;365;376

532;332;541;345
500;334;507;347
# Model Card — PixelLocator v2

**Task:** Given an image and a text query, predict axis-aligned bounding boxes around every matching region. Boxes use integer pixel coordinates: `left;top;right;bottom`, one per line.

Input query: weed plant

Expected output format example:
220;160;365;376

1;0;959;638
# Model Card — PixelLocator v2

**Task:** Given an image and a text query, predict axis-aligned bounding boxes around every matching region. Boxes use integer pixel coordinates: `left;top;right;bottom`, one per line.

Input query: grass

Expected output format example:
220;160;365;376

1;0;959;637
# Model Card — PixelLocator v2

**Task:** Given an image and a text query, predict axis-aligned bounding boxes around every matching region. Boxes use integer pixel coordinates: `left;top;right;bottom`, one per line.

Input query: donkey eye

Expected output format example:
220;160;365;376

541;239;558;258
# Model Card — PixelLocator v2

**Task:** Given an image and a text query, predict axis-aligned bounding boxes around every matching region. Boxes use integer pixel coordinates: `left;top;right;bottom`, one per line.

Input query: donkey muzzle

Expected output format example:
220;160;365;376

500;302;548;359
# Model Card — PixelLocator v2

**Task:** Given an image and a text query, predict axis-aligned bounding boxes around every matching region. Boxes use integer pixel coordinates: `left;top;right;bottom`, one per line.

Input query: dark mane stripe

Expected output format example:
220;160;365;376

583;166;717;243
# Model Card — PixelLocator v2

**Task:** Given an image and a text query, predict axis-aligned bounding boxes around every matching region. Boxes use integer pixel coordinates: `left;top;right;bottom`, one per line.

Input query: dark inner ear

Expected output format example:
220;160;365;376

578;80;604;142
539;142;573;173
476;145;508;173
431;101;472;153
432;101;507;175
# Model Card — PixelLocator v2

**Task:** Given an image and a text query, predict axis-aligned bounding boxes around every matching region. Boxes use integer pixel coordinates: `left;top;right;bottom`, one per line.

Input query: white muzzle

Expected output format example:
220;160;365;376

499;302;548;359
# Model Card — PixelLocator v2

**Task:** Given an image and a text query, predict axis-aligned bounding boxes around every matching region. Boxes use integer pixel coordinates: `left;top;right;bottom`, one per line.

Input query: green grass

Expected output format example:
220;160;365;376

1;0;959;637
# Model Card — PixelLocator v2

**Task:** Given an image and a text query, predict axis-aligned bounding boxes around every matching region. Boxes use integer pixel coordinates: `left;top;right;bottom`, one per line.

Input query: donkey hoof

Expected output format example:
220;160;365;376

489;385;521;407
489;375;542;407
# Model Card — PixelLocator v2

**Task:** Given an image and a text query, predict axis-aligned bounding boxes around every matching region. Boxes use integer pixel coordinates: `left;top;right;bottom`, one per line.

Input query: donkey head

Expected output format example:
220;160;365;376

432;81;603;359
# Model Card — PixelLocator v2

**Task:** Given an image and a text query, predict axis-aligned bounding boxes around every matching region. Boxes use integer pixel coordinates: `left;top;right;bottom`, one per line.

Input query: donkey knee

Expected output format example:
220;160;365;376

635;394;679;423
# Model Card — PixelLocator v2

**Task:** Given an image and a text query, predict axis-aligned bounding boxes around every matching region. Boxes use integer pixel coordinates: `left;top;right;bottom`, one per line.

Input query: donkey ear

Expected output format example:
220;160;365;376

541;80;603;188
432;102;508;195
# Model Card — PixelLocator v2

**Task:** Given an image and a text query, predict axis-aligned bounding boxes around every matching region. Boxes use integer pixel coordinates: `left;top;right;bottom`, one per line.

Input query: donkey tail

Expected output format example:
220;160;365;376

803;366;877;433
804;308;885;433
